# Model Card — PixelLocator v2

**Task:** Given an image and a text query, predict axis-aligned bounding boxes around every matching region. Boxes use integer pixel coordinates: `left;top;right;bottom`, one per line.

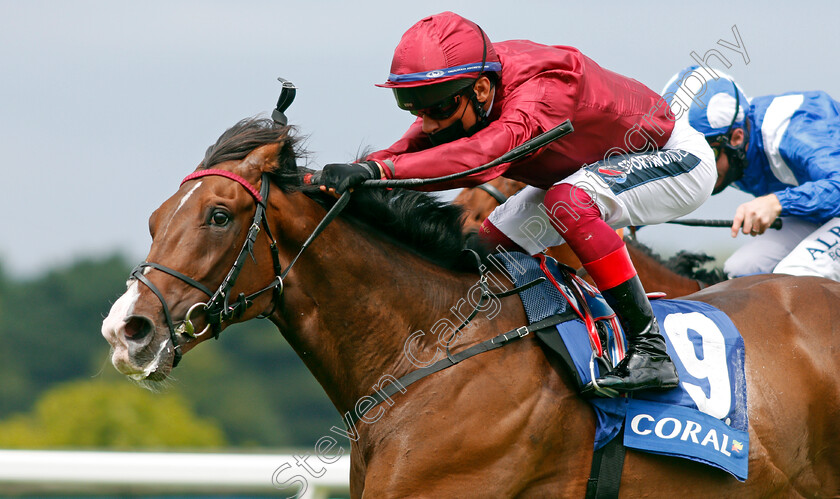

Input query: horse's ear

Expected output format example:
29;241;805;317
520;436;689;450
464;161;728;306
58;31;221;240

237;142;283;175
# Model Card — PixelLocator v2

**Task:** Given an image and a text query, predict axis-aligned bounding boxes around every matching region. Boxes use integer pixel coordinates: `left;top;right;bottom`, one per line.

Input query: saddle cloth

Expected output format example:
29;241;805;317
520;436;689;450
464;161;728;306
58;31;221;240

492;251;749;481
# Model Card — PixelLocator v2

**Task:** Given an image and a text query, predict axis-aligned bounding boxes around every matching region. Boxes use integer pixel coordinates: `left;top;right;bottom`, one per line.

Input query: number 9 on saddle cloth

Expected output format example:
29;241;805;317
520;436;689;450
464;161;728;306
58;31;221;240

493;251;749;481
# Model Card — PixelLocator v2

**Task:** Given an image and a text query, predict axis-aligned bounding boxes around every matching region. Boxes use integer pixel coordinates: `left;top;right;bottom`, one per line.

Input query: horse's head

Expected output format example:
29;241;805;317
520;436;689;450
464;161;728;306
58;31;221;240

453;177;528;231
101;119;302;384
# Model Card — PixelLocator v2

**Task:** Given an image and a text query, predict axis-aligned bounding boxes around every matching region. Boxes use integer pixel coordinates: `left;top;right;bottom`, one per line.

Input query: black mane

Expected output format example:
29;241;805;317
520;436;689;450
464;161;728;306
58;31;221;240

201;118;474;272
626;238;726;284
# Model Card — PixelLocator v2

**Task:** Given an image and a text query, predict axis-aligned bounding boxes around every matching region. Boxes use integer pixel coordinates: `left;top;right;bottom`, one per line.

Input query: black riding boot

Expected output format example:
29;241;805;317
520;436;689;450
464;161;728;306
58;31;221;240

594;275;679;392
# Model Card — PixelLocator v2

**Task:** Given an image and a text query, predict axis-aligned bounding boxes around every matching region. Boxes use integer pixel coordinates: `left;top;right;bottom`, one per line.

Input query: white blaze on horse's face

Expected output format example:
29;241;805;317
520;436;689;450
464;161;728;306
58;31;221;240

101;269;173;380
160;181;202;240
101;279;142;375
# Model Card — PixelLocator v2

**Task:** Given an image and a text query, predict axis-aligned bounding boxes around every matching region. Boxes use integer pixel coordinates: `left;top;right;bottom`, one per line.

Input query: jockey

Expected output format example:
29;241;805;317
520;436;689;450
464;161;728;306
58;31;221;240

663;66;840;281
319;12;717;393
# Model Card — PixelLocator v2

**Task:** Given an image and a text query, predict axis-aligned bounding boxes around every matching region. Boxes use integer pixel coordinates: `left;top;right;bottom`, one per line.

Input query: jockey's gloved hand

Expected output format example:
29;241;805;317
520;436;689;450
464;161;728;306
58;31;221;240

320;161;381;193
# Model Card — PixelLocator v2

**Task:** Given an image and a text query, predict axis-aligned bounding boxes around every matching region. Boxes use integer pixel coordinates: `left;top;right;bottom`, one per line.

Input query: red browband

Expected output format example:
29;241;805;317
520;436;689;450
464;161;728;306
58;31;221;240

180;169;263;203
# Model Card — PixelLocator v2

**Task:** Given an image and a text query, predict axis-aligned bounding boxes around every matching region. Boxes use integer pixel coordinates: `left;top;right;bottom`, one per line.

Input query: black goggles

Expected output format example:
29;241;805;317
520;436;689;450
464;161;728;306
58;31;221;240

409;91;466;120
709;134;729;160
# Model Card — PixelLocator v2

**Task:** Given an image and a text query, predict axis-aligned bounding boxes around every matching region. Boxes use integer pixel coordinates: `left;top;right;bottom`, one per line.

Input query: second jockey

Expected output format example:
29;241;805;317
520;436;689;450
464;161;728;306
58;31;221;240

318;12;717;393
663;65;840;282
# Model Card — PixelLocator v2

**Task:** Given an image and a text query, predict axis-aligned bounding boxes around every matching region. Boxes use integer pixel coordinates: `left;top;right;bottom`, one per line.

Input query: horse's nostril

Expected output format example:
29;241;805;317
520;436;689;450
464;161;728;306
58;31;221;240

124;316;153;341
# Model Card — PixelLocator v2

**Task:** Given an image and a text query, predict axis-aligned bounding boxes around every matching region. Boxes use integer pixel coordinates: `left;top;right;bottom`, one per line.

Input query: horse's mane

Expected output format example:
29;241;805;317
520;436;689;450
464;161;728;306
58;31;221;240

626;238;726;285
201;118;475;272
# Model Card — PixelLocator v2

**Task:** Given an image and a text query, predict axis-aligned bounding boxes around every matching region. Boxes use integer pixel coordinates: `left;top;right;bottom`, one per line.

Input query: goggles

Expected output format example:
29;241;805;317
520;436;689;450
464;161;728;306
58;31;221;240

409;92;466;120
393;78;474;118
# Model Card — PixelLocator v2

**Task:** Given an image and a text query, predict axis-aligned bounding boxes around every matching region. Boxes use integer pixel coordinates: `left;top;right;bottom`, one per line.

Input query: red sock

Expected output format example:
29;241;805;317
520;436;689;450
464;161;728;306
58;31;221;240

543;183;636;289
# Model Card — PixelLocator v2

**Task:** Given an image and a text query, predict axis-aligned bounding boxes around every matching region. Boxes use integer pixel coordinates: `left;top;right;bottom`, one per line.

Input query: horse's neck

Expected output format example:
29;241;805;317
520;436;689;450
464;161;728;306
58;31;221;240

273;214;493;413
626;244;700;296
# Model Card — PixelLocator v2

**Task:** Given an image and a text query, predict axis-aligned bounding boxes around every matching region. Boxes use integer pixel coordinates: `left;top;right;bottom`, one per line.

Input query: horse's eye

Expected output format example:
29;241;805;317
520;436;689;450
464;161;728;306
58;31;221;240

210;210;230;226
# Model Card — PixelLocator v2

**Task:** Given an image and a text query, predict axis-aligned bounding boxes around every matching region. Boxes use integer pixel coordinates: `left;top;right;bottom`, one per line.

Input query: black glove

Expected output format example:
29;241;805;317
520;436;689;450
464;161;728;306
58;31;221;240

320;161;381;193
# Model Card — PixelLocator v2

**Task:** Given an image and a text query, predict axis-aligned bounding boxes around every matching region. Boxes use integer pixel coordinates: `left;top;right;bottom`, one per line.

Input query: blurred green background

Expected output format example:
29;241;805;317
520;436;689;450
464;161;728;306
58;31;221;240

0;254;341;451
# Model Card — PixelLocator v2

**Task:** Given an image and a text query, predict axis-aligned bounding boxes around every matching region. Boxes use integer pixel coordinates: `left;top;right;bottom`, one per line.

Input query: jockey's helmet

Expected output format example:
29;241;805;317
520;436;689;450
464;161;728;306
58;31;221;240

661;65;750;140
376;12;502;114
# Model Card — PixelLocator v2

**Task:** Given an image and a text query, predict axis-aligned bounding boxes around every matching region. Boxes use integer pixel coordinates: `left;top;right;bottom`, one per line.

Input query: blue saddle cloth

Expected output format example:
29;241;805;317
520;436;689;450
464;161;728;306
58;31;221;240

494;251;749;481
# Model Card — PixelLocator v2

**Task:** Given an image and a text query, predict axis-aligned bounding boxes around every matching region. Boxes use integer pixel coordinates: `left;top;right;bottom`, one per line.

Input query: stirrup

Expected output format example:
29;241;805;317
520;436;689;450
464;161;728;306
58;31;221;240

582;350;619;398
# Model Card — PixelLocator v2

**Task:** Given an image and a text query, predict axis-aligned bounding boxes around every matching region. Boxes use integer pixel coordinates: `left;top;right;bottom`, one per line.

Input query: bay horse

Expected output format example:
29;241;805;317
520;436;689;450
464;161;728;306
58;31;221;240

453;177;712;297
101;119;840;497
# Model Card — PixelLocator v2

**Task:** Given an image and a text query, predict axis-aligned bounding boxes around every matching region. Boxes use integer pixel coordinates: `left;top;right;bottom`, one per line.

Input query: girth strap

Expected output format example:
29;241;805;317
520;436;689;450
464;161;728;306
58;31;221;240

346;313;575;427
585;429;626;499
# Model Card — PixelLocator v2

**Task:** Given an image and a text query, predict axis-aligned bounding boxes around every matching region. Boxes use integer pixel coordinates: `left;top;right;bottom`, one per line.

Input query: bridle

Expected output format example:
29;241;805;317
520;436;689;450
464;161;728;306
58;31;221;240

128;77;300;367
130;169;284;367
